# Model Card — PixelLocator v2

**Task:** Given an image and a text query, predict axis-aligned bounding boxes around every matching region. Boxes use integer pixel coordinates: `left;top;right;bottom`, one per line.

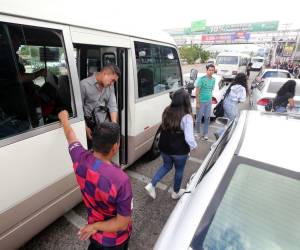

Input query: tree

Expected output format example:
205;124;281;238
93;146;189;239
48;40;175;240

199;49;210;63
179;45;200;64
179;44;211;64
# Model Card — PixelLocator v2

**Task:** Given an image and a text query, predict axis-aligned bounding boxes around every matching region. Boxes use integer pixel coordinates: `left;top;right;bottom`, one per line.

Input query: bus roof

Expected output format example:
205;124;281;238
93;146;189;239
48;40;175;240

0;0;176;46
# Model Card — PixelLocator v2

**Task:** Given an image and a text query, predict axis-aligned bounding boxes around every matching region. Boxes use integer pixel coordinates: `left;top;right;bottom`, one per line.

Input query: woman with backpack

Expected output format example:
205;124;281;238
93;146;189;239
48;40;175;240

145;89;197;200
215;73;248;139
223;72;248;120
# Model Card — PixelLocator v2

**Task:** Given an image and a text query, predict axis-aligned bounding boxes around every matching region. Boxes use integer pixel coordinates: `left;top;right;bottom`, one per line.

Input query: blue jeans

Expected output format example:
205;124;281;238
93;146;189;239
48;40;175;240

151;153;188;193
275;106;286;113
195;101;212;136
223;97;238;120
216;98;237;138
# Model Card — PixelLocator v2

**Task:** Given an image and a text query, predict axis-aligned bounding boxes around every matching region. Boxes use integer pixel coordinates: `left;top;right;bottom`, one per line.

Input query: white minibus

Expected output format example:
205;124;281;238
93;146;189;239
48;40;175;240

216;52;250;80
0;6;182;249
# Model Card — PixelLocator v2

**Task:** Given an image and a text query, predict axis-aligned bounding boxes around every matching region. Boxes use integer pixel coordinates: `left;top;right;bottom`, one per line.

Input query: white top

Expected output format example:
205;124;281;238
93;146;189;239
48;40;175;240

180;114;197;150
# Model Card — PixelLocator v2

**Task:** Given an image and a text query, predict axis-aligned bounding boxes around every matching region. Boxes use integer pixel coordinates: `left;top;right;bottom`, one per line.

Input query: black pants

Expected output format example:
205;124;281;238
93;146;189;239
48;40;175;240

88;238;129;250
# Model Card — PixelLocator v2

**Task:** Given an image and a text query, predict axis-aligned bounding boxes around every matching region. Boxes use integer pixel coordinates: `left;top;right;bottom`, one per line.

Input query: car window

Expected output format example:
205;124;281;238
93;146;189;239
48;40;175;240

197;120;235;184
218;79;225;90
262;71;291;78
190;158;300;250
216;56;238;65
252;58;264;63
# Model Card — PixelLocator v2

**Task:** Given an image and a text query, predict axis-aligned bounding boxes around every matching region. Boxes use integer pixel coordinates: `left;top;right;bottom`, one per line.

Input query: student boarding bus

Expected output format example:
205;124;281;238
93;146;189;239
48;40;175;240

0;7;182;249
216;52;250;80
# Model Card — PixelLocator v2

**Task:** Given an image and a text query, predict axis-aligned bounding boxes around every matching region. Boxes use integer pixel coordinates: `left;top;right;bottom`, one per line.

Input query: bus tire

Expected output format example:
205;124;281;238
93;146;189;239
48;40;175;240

147;129;161;160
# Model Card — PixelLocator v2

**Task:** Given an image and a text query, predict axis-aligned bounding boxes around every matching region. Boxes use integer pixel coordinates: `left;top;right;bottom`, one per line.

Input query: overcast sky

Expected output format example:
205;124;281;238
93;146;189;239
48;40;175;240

2;0;300;30
81;0;300;30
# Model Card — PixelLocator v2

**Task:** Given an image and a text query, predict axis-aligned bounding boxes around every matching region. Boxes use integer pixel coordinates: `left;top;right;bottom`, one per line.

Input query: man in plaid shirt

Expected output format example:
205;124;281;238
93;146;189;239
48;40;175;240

58;110;132;250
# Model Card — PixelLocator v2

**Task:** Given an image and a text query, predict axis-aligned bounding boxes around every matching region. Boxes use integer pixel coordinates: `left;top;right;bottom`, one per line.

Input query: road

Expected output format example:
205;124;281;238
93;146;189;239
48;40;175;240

20;65;257;250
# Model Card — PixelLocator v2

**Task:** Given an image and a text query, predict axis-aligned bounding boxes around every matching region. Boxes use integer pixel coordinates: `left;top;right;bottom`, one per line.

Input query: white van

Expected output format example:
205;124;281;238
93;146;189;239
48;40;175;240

0;6;182;249
251;56;265;71
216;52;250;80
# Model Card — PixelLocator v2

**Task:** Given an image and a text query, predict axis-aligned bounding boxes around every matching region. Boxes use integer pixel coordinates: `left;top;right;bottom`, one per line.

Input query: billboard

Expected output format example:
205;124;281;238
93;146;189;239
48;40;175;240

282;42;296;57
201;32;251;44
205;21;279;34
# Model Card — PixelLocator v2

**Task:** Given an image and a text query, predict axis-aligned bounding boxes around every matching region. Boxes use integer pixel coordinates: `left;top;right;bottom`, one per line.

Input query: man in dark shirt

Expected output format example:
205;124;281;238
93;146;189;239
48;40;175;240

58;110;133;250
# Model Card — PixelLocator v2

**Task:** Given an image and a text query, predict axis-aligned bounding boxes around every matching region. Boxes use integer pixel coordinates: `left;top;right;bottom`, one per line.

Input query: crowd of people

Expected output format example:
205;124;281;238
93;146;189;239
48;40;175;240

272;61;300;78
56;61;296;250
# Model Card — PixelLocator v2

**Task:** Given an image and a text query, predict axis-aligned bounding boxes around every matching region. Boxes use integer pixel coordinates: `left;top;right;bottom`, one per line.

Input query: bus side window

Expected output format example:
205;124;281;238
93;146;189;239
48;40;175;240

0;22;75;141
0;24;31;139
135;41;181;98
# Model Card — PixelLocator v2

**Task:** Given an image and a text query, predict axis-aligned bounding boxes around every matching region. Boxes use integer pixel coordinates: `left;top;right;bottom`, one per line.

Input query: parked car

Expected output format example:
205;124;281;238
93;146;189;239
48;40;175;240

154;110;300;250
250;77;300;112
183;72;228;117
252;68;292;87
250;56;264;71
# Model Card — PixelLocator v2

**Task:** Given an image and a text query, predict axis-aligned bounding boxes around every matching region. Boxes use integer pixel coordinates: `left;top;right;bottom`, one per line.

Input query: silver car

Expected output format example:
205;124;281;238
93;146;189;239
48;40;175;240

252;68;292;87
250;77;300;112
154;110;300;250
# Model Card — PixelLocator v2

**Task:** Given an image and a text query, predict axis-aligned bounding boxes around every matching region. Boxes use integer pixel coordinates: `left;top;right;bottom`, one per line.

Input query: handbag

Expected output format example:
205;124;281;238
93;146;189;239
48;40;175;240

213;99;225;117
213;86;231;117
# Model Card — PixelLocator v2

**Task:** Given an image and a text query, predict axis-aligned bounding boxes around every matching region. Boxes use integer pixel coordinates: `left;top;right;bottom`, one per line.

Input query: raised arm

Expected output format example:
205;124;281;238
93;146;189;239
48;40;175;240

58;110;78;144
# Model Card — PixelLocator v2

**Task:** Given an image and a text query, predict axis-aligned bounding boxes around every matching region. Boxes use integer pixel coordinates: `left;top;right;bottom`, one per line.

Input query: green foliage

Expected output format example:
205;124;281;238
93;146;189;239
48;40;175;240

179;45;211;64
199;50;210;63
179;45;200;64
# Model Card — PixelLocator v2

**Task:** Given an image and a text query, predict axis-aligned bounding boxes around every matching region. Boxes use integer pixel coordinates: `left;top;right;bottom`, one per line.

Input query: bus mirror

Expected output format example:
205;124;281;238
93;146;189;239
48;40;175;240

190;69;198;81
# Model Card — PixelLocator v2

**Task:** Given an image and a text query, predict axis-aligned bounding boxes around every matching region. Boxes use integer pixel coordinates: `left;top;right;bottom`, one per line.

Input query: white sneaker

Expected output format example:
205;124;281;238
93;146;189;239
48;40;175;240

201;135;208;141
145;183;156;199
171;189;185;200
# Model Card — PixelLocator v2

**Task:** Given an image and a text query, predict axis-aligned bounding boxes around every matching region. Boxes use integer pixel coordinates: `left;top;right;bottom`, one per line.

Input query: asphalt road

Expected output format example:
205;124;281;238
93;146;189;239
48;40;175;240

20;65;257;250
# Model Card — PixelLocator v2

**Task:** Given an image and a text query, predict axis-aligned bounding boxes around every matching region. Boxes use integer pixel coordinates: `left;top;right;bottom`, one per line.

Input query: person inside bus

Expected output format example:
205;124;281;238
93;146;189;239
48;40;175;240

80;64;120;140
58;110;132;250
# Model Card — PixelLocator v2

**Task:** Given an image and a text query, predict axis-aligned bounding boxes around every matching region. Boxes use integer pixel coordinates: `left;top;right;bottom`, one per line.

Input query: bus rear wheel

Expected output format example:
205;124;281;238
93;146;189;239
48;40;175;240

147;129;161;160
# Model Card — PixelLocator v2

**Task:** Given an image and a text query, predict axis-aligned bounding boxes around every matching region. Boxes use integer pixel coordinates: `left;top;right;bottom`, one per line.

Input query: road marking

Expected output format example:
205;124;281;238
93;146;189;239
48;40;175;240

189;157;203;165
64;210;87;229
126;170;168;191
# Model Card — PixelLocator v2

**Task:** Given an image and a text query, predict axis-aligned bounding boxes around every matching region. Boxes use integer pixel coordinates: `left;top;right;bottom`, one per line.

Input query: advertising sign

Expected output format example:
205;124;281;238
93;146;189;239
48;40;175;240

205;21;278;34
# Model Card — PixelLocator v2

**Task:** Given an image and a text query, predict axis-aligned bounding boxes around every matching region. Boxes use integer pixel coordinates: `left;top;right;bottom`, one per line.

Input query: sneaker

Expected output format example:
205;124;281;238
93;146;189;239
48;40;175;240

201;135;208;141
171;189;185;200
145;183;156;199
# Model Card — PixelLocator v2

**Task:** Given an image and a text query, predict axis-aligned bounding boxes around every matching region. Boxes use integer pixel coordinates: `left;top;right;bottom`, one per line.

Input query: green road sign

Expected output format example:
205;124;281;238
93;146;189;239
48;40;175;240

191;20;206;32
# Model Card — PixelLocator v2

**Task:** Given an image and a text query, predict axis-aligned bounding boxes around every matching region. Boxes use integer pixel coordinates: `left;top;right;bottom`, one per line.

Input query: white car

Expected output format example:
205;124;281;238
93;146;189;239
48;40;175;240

250;77;300;112
154;110;300;250
251;56;264;71
252;68;292;87
183;72;227;117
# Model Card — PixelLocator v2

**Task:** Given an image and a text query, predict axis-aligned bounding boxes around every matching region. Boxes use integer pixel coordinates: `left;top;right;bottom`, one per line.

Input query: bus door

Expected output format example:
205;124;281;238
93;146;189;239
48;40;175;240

73;44;128;165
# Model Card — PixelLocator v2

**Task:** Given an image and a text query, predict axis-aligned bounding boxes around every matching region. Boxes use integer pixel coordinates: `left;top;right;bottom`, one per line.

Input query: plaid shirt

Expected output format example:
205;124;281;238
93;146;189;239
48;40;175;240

69;142;132;247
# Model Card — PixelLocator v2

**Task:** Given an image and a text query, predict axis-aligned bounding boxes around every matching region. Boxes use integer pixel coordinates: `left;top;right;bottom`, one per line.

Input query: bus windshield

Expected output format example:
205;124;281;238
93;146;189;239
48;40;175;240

216;56;238;65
